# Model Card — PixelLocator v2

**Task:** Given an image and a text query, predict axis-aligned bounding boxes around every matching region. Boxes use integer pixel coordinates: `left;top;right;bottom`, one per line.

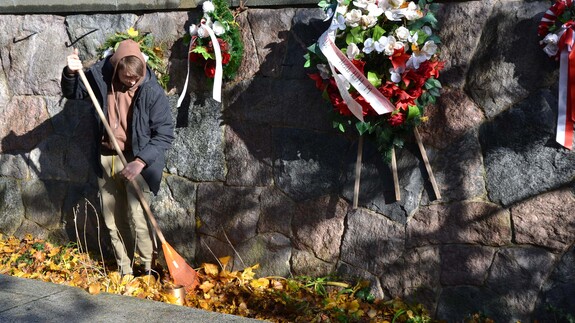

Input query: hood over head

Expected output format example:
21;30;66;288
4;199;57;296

109;39;147;84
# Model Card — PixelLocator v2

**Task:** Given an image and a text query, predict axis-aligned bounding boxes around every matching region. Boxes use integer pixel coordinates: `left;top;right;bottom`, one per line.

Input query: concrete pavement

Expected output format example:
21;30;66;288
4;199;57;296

0;274;264;322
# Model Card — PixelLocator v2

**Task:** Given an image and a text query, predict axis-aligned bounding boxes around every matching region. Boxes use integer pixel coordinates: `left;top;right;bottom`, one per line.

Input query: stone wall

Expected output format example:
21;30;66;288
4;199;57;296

1;1;574;322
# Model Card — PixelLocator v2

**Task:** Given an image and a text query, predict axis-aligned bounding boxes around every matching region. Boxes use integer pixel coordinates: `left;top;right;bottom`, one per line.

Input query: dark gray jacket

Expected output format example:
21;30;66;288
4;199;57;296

61;57;174;195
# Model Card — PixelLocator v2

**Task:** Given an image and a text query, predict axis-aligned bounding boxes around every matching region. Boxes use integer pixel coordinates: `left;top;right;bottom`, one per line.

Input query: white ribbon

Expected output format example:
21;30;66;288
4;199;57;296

176;22;223;106
177;38;197;108
203;22;223;102
318;30;395;118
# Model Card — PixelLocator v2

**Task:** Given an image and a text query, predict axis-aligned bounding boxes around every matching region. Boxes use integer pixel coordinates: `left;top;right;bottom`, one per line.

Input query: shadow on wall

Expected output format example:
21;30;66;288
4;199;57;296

0;96;110;257
176;7;575;323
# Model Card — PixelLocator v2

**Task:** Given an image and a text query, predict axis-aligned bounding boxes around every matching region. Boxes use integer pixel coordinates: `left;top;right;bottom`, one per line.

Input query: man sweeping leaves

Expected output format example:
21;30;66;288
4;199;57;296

61;39;175;276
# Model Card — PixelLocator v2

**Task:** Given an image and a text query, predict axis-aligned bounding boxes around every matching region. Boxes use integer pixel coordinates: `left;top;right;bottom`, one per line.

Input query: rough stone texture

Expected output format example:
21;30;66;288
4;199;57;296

435;0;496;89
196;183;261;244
533;246;575;322
234;232;292;277
247;8;296;78
381;246;441;312
21;179;67;229
5;15;69;96
479;90;575;206
0;178;25;235
426;131;486;203
439;245;495;286
292;195;348;263
1;3;575;321
291;249;334;278
418;89;485;150
407;201;511;247
166;93;226;182
64;14;138;59
258;187;296;238
224;124;273;187
272;128;348;201
0;96;52;153
465;1;556;118
340;208;404;275
483;247;556;322
511;187;575;253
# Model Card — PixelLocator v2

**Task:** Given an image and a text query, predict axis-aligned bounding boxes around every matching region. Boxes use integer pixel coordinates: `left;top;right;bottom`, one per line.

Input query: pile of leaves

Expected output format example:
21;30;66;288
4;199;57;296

0;233;463;322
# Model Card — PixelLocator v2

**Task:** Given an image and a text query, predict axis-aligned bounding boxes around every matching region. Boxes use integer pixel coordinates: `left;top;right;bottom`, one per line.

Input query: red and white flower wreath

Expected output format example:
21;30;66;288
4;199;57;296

538;0;575;149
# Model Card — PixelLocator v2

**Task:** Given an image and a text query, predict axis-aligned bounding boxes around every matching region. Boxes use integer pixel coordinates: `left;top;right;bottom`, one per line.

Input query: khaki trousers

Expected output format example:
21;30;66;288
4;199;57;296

99;153;154;275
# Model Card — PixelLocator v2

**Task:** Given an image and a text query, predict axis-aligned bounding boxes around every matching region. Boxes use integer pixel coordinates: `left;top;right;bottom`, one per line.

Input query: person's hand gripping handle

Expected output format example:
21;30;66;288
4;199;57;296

66;48;83;75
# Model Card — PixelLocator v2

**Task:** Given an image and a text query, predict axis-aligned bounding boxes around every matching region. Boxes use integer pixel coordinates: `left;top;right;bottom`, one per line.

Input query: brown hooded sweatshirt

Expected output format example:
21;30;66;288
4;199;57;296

102;39;147;152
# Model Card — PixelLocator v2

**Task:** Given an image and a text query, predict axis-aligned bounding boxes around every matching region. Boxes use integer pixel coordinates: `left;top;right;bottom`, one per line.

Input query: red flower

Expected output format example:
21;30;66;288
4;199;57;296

204;60;216;78
209;38;229;52
390;47;410;70
388;112;405;127
308;73;326;90
222;52;231;65
189;52;205;63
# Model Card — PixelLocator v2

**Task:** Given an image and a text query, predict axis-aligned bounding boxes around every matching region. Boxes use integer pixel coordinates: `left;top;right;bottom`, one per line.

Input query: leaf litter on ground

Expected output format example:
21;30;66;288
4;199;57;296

0;234;491;323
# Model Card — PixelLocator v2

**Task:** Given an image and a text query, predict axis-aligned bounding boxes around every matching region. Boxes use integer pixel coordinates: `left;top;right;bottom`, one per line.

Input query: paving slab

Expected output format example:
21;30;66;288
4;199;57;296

0;274;264;323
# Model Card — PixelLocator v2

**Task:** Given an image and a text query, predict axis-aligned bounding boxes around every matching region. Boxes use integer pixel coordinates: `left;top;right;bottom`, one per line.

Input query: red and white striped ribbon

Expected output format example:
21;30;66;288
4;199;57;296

318;30;395;119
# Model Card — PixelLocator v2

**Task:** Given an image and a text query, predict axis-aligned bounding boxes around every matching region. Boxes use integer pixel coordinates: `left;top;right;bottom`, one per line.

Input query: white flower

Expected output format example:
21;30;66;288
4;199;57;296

366;3;383;17
329;13;347;31
377;36;403;55
541;33;559;57
385;1;422;21
347;43;360;59
379;0;404;9
317;64;331;79
189;24;198;36
197;25;210;38
423;26;433;36
213;21;226;36
395;26;411;42
390;66;405;83
389;0;405;8
420;40;438;58
360;15;378;29
403;2;423;20
345;9;363;28
407;54;426;69
353;0;376;9
336;2;348;15
202;1;215;13
385;9;403;21
363;38;376;54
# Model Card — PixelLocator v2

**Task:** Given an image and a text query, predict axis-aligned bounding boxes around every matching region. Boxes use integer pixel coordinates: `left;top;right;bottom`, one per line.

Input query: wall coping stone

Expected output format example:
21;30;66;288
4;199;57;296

0;0;319;14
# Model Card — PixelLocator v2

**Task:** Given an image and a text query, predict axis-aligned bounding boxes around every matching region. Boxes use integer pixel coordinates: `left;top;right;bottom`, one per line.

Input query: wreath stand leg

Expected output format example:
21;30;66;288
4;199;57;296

414;127;441;200
391;146;401;201
353;136;364;209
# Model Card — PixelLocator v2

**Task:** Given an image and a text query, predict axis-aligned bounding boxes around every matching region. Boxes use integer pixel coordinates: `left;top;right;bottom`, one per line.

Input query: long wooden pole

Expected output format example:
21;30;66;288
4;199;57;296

353;136;364;209
391;147;400;201
414;127;441;200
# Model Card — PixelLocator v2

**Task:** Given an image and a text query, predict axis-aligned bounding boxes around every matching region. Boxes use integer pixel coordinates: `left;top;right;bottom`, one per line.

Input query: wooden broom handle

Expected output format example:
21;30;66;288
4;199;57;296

77;69;167;243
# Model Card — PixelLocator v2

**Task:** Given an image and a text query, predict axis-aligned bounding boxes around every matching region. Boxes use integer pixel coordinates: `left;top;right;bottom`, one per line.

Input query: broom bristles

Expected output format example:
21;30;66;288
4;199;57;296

162;242;199;291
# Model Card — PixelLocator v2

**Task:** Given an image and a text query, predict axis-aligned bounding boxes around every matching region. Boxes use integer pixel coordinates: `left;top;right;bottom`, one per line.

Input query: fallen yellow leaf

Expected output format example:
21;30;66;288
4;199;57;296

203;263;219;277
88;283;101;295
